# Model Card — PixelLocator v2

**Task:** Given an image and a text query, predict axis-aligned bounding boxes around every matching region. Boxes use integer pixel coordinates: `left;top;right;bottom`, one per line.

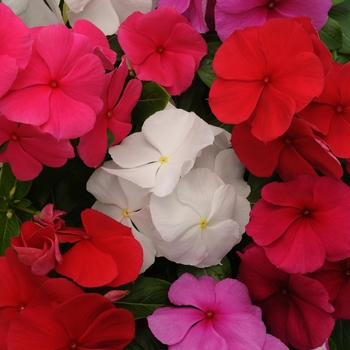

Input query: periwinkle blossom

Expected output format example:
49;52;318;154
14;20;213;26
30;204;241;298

105;108;214;197
147;273;288;349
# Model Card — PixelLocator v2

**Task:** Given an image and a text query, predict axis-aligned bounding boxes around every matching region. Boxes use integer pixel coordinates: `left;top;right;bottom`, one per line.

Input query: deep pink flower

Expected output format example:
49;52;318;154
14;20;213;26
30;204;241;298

0;24;105;140
8;293;135;350
33;203;66;230
0;116;74;181
157;0;209;33
308;258;350;320
231;118;343;181
11;222;62;276
78;58;142;168
55;209;143;287
208;18;324;142
246;175;350;274
117;7;207;95
148;273;288;349
237;244;335;350
298;62;350;158
215;0;332;41
0;3;31;98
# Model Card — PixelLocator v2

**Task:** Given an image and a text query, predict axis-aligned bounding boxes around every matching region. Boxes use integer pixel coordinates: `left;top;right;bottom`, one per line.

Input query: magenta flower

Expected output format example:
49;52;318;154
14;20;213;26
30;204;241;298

117;7;207;95
215;0;332;41
147;273;288;349
0;24;105;140
78;58;142;168
0;116;74;181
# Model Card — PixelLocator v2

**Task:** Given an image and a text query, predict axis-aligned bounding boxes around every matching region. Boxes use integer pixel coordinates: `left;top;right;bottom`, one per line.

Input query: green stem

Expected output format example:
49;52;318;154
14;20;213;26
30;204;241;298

14;205;40;216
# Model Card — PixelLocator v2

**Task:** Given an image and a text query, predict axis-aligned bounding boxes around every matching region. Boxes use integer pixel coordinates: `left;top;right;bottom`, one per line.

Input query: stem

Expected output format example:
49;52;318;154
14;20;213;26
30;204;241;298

14;205;40;216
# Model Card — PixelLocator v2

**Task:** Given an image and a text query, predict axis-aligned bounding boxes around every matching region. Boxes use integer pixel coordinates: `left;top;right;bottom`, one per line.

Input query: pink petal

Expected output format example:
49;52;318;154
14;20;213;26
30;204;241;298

0;56;18;98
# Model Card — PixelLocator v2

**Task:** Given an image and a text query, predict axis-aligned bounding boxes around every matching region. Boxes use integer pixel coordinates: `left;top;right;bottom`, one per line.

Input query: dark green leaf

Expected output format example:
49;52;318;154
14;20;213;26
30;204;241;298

116;276;171;320
331;319;350;350
108;35;124;61
332;0;345;4
335;53;350;63
247;172;280;205
0;211;20;255
319;17;343;50
197;41;221;87
132;82;170;126
177;256;232;281
125;328;167;350
329;338;338;350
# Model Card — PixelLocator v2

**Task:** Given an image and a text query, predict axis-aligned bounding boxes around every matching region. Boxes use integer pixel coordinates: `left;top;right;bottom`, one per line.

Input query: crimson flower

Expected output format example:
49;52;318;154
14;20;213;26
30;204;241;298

117;7;207;95
33;203;66;230
246;175;350;274
237;244;335;350
0;116;74;181
0;24;105;140
209;18;324;142
8;293;135;350
78;58;142;168
298;61;350;158
308;258;350;320
55;209;143;287
231;118;343;181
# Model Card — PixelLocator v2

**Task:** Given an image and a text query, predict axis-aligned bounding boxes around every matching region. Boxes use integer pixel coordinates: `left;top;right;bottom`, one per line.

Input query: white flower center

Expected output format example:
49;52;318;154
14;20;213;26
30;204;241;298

159;156;168;164
199;218;208;228
123;208;130;218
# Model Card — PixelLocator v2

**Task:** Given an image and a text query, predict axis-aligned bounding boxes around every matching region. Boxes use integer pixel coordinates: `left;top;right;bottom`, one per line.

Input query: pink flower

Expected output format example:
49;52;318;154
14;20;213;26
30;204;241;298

117;7;207;95
147;273;288;349
0;24;105;140
231;118;343;181
237;244;335;350
78;58;142;168
33;203;66;230
246;175;350;274
0;3;31;98
11;222;62;276
215;0;332;41
0;116;74;181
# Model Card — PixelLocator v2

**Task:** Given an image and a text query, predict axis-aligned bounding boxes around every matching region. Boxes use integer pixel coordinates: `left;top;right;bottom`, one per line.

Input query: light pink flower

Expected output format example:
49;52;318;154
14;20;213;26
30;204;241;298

0;24;105;140
215;0;332;41
148;273;288;349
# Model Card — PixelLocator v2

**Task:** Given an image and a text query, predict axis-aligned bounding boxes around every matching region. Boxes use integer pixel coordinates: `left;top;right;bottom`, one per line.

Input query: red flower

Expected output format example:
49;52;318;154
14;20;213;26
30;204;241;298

208;18;324;142
117;7;207;95
231;118;343;181
308;258;350;320
298;61;350;158
11;222;62;276
7;293;135;350
33;203;66;230
0;116;74;181
55;209;143;287
237;244;334;350
246;175;350;274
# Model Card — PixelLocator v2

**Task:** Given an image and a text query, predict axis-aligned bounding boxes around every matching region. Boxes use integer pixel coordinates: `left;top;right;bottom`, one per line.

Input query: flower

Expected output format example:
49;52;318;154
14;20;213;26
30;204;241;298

0;23;105;140
149;168;248;267
66;0;156;35
105;108;214;197
237;244;335;350
0;3;31;99
78;58;142;168
298;61;350;158
8;293;135;350
214;0;332;41
148;272;288;349
117;7;207;95
55;208;143;287
11;221;62;276
231;118;343;181
0;116;74;181
33;203;66;230
246;175;350;274
208;18;325;142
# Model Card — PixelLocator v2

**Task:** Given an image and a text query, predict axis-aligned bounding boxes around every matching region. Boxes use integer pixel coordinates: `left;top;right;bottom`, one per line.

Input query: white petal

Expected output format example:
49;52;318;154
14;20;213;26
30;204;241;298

3;0;28;15
193;144;219;170
210;125;231;149
65;0;91;13
130;206;155;238
92;201;125;224
232;195;251;234
111;0;155;23
152;163;182;197
118;177;150;211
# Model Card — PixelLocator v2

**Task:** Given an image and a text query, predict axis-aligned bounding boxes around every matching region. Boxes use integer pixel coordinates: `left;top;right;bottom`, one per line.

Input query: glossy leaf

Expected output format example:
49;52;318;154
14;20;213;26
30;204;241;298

331;319;350;350
319;17;343;50
0;211;20;255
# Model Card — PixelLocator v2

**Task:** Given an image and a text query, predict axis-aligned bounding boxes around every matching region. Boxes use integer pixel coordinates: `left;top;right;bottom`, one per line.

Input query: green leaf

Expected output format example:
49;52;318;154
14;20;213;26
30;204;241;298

332;0;345;4
247;172;280;205
116;276;171;320
319;17;343;50
329;0;350;54
108;34;124;61
132;82;170;126
197;41;221;87
125;328;167;350
331;319;350;350
177;256;232;281
329;338;338;350
0;211;20;255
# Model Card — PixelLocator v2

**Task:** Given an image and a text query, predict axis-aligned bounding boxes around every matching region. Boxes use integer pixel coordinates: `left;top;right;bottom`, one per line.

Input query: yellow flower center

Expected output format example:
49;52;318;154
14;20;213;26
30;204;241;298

159;156;168;164
123;209;130;218
199;218;208;228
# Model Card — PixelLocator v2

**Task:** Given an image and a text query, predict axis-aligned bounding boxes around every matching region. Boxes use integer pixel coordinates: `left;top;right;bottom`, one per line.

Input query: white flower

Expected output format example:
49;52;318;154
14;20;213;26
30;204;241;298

105;108;214;197
65;0;156;35
149;168;249;267
87;161;157;272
